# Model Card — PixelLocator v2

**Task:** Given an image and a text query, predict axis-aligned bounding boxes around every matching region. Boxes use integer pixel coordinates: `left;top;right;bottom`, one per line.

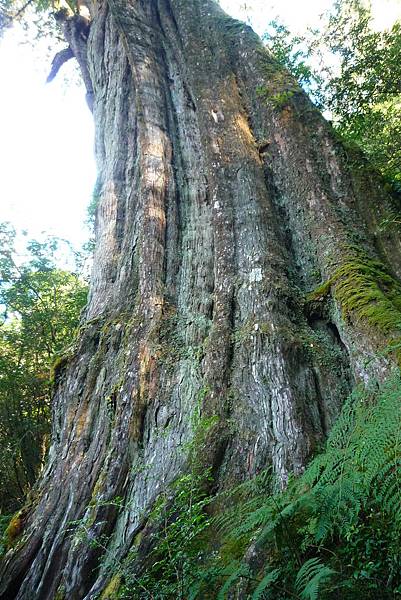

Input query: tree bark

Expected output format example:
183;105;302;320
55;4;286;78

1;0;401;598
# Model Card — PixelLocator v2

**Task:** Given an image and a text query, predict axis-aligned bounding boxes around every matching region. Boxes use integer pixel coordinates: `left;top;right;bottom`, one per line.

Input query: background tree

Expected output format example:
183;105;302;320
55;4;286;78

0;1;401;599
264;0;401;187
323;0;401;187
0;223;87;513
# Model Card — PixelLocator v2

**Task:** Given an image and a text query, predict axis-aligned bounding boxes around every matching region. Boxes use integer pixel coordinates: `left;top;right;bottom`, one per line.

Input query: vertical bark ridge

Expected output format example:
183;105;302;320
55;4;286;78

227;28;401;378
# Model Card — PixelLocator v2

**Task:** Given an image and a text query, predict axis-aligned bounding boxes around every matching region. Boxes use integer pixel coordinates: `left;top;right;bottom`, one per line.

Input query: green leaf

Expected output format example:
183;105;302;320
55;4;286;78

251;568;280;599
295;558;336;600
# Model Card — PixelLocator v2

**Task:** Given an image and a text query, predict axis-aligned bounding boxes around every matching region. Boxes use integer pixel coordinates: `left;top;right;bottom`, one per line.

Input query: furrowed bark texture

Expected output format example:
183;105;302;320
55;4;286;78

1;1;401;598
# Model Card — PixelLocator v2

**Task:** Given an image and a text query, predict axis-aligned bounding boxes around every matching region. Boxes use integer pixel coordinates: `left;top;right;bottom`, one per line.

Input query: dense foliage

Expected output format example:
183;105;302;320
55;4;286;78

0;0;77;44
0;223;87;512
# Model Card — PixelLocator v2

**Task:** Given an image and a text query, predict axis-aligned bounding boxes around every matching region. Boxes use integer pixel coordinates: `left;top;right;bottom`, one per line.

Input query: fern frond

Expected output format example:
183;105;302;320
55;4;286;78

188;580;203;600
295;558;335;600
251;568;280;599
217;563;250;599
212;373;401;599
212;469;271;536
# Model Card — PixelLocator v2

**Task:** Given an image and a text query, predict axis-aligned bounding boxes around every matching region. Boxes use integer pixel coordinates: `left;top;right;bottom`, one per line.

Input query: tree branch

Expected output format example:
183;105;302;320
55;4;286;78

46;46;74;83
13;0;35;20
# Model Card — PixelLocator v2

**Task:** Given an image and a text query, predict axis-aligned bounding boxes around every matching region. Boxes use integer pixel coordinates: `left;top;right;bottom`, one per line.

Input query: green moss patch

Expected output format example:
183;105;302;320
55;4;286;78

308;247;401;361
100;574;122;599
4;510;24;548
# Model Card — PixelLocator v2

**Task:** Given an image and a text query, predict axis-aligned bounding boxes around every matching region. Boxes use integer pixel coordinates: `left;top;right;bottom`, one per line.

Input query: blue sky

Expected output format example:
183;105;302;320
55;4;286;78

0;0;399;251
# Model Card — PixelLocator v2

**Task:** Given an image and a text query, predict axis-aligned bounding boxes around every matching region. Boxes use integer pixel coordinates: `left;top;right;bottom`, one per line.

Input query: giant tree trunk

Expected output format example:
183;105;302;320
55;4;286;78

1;1;401;598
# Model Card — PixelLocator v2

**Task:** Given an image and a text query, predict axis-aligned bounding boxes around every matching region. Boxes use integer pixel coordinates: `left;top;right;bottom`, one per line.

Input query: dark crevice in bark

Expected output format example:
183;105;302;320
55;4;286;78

311;368;329;437
160;0;183;50
0;557;31;600
155;6;183;300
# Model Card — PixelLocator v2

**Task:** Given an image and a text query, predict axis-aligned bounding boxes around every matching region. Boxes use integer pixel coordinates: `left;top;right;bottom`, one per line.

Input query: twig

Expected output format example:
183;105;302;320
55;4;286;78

13;0;35;20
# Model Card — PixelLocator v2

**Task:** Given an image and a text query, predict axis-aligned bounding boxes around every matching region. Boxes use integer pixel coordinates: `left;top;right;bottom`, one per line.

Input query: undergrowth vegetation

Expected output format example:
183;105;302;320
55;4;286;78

212;371;401;599
118;471;213;600
113;372;401;599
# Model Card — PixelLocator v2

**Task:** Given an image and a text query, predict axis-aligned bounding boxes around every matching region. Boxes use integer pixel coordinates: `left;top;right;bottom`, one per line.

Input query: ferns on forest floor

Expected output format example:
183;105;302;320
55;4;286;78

208;371;401;599
101;373;401;599
154;371;401;600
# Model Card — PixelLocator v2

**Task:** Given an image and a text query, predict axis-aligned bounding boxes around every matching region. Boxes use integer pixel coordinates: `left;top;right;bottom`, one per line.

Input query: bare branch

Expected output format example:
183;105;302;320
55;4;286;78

46;46;74;83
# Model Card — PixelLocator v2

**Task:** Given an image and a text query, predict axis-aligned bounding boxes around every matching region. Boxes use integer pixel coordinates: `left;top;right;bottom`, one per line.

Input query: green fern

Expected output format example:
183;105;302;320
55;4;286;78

217;563;250;599
212;469;273;551
295;558;335;600
212;372;401;598
252;568;280;599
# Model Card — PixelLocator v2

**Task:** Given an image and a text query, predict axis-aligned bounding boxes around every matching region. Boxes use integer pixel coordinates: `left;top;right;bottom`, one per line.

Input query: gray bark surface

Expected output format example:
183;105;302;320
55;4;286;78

1;1;400;598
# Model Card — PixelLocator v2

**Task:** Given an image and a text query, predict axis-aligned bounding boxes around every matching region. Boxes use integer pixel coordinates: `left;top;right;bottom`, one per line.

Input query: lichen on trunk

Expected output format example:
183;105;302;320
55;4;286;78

1;1;401;598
